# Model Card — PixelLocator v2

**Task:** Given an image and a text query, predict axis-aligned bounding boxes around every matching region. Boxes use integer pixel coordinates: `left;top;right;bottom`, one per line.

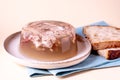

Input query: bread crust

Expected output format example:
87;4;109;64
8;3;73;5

93;41;120;50
98;48;120;60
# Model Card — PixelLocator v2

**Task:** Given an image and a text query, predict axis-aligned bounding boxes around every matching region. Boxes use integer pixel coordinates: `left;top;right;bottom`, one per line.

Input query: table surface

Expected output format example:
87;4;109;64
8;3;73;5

0;0;120;80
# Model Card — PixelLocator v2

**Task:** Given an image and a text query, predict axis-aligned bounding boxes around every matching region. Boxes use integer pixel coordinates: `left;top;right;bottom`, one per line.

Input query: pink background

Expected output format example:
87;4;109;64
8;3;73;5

0;0;120;29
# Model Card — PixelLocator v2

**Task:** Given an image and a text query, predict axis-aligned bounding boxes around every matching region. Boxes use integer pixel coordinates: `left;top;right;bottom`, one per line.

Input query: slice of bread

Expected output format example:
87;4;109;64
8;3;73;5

98;48;120;60
83;26;120;50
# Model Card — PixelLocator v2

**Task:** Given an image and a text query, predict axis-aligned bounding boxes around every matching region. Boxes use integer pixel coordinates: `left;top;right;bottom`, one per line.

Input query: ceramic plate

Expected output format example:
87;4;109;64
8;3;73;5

4;32;91;69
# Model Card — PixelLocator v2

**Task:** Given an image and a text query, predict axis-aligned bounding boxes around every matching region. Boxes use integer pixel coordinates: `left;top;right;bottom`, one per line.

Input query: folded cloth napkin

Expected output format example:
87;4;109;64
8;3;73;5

27;21;120;77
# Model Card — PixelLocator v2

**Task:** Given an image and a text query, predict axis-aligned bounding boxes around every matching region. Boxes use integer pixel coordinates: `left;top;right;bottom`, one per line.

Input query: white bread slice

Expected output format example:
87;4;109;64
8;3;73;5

98;48;120;60
83;26;120;50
